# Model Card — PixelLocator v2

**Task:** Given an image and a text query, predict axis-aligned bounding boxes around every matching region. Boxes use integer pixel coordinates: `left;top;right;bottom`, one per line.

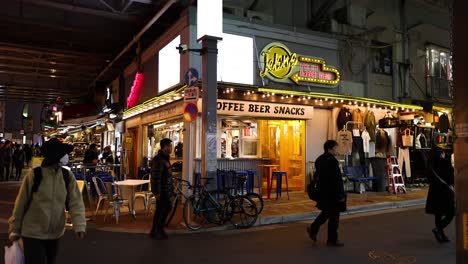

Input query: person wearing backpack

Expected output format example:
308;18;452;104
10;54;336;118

8;138;86;264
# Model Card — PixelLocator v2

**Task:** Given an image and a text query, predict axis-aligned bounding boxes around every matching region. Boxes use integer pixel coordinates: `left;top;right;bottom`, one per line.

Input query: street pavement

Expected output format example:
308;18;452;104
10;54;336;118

1;206;455;264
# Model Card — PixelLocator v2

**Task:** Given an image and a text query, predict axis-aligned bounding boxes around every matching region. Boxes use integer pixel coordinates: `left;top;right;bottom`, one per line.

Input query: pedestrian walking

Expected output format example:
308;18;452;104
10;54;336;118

12;145;25;181
0;140;6;181
425;146;455;243
4;140;12;180
8;138;86;264
149;138;174;240
24;144;33;167
307;140;347;247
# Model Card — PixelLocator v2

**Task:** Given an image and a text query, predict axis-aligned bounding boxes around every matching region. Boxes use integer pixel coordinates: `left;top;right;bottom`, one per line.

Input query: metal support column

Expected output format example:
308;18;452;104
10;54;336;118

454;0;468;262
200;35;221;189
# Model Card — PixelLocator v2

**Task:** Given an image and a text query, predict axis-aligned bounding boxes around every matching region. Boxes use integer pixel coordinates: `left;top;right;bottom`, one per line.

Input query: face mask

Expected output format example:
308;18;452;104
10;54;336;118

60;154;69;166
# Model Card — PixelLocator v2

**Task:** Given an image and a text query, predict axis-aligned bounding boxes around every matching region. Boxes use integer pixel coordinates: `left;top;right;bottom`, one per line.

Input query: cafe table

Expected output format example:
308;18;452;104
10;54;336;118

257;164;280;199
114;179;150;218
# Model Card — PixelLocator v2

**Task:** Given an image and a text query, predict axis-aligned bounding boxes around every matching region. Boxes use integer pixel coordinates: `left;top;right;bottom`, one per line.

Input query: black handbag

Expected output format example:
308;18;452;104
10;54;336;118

378;112;399;128
307;171;319;201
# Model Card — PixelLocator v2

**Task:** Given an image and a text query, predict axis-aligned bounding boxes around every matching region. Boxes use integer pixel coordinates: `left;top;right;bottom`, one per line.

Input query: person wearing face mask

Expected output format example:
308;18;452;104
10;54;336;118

8;138;86;264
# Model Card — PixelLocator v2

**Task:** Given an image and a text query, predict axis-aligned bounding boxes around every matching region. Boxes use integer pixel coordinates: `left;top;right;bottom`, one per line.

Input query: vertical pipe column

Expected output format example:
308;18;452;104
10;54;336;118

453;0;468;262
200;35;222;188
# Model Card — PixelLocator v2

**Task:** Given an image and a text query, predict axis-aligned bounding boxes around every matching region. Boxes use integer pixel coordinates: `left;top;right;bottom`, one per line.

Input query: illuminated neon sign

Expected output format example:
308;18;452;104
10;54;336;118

259;42;340;86
127;72;144;108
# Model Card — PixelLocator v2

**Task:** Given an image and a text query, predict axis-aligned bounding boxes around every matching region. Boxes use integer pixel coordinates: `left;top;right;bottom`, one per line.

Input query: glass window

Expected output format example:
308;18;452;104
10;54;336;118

219;118;258;158
427;47;452;80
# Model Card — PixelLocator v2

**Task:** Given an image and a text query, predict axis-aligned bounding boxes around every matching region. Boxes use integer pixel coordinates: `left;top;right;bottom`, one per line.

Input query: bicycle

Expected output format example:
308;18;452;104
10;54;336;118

165;176;193;226
234;173;264;214
183;177;258;231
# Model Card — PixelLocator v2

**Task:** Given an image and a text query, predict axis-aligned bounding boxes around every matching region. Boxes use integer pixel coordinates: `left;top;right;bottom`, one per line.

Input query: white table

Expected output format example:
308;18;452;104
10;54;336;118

114;179;150;218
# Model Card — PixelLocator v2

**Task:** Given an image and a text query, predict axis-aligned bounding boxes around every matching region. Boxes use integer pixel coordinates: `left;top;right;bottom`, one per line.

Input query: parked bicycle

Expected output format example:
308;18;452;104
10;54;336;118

165;176;193;226
235;174;264;214
183;177;259;230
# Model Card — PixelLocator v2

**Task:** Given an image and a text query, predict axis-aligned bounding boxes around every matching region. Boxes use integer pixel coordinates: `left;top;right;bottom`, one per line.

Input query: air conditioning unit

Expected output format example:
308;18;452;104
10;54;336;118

224;4;244;17
246;10;273;23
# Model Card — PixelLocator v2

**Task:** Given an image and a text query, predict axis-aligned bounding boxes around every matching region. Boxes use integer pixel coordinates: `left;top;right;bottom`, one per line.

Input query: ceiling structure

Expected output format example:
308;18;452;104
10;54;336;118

0;0;187;104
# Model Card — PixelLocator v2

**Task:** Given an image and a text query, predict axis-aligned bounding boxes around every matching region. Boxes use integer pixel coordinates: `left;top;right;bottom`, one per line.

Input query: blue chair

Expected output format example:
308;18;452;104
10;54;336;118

269;171;289;200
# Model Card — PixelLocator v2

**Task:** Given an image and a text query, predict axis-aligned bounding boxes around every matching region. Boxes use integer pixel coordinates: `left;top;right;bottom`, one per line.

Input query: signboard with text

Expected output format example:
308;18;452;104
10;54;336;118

214;99;314;119
259;42;340;87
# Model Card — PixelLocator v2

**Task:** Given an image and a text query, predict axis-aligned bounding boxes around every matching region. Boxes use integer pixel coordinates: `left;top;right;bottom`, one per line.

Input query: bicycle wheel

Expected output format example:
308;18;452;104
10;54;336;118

183;195;205;230
165;195;180;226
202;195;223;225
245;192;264;214
228;196;258;229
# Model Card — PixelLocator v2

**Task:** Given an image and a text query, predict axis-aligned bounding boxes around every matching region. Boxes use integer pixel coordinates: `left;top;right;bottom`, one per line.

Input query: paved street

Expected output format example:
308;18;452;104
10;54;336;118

1;207;455;264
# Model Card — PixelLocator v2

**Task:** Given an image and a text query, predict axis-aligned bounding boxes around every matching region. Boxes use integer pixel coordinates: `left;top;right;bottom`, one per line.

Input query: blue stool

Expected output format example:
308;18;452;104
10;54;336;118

246;169;260;193
234;170;249;194
217;170;234;198
269;171;289;200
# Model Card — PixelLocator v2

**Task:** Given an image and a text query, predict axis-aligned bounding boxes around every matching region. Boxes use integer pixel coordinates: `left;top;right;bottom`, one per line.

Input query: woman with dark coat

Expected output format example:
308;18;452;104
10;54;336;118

425;146;455;243
307;140;347;247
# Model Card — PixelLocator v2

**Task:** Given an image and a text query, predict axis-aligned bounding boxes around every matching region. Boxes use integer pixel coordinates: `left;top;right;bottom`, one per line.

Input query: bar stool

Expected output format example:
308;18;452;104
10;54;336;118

269;171;289;200
246;169;260;193
234;170;249;194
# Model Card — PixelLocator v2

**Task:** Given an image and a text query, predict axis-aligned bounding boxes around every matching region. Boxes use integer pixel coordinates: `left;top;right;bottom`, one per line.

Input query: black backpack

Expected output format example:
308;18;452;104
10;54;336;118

25;167;71;211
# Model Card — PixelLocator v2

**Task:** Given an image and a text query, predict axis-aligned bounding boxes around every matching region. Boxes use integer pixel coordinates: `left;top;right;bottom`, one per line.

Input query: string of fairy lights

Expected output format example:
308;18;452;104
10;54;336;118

123;85;425;119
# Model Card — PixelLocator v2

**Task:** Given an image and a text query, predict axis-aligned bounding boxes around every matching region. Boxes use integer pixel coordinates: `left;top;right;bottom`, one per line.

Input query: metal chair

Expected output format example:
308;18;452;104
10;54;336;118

92;177;130;224
134;173;154;215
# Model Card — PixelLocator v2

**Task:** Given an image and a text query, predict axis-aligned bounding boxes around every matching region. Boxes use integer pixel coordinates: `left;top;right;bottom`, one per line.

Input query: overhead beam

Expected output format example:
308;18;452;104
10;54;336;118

0;55;102;71
19;0;138;22
0;63;98;77
0;84;81;94
0;42;109;60
0;69;95;80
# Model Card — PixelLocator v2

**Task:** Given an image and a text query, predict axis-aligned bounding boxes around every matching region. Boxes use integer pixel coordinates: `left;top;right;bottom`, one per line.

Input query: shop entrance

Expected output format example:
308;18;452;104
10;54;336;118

259;120;305;192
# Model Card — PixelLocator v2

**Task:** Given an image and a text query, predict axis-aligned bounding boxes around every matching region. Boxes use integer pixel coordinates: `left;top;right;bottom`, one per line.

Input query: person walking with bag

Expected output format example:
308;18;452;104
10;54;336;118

425;146;455;243
8;138;86;264
149;138;174;240
307;140;347;247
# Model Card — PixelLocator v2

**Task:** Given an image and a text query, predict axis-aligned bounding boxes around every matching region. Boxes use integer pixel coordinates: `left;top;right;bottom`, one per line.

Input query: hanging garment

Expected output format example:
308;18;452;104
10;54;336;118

337;108;352;131
348;136;366;166
439;114;449;133
336;129;353;155
361;130;371;153
398;147;411;178
351;108;364;129
364;110;377;142
375;129;389;157
416;133;427;149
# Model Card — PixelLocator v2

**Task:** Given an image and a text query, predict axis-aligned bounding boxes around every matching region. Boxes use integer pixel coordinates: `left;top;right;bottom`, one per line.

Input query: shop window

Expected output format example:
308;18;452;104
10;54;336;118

220;119;258;158
426;46;453;99
371;41;392;75
147;120;184;160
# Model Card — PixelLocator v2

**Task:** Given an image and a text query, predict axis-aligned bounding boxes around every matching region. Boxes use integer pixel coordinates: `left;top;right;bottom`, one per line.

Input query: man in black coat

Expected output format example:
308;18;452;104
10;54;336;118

307;140;347;247
425;147;455;243
149;138;174;240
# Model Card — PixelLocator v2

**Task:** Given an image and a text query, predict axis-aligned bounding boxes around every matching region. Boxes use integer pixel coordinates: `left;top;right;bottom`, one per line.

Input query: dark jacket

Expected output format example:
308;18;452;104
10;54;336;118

315;152;346;212
13;149;25;167
83;149;98;164
425;150;455;215
151;150;173;196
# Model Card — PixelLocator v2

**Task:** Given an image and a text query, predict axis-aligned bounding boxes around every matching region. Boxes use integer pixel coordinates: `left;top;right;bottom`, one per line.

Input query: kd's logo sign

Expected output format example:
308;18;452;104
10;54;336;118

259;42;340;87
259;42;298;79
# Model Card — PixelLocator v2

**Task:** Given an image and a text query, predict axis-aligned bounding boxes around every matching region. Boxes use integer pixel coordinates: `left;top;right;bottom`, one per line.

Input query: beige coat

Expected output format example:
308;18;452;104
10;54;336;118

8;166;86;240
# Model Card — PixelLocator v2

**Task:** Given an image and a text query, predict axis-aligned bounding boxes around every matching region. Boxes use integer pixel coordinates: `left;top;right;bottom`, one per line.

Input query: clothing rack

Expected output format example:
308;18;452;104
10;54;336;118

345;121;364;131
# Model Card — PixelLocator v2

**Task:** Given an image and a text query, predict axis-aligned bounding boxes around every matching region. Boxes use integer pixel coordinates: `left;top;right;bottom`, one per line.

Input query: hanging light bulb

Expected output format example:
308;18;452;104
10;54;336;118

230;88;234;92
281;96;284;99
262;94;266;98
307;96;311;99
325;98;328;101
340;100;344;103
335;100;339;103
315;99;318;103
